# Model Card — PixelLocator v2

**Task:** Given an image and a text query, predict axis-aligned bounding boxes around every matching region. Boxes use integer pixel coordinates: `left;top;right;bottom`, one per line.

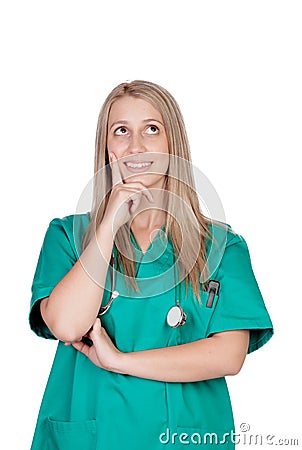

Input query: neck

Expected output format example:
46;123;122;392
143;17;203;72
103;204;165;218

130;188;168;231
131;210;166;231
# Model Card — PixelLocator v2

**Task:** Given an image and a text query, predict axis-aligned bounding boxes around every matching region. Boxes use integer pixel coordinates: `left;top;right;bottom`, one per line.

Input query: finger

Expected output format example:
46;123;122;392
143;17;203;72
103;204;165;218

93;317;102;331
89;321;107;356
124;181;155;203
109;152;123;186
129;191;155;215
72;340;90;355
89;317;102;339
141;188;155;203
131;191;152;215
65;337;85;346
129;195;141;215
117;184;155;204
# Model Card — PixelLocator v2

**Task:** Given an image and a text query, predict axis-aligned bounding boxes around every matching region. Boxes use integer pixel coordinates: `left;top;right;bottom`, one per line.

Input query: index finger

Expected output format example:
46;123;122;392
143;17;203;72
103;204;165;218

109;152;123;186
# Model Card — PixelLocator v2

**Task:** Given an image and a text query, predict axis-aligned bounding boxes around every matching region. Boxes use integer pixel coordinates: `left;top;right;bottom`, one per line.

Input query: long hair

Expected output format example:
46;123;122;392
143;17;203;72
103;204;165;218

82;80;213;302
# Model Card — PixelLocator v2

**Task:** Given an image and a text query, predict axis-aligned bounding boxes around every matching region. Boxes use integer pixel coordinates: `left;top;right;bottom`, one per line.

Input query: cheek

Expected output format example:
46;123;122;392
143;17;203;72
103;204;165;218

150;136;169;153
153;153;170;174
107;136;117;150
107;137;125;156
162;159;170;175
160;136;169;154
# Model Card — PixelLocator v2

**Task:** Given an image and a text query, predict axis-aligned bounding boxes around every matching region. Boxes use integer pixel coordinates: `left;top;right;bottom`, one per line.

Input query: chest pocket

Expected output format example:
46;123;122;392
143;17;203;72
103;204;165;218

178;281;220;344
46;418;97;450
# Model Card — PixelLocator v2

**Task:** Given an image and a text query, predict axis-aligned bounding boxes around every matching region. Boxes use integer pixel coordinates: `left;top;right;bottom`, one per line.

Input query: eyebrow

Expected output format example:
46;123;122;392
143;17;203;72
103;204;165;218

109;118;164;130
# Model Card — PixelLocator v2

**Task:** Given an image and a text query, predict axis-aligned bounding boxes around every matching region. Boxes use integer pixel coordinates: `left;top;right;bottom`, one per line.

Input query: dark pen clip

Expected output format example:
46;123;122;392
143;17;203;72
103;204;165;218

206;280;220;308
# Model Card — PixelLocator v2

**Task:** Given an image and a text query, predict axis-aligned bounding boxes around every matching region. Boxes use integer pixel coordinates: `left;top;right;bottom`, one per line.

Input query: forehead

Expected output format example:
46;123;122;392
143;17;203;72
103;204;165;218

108;96;163;124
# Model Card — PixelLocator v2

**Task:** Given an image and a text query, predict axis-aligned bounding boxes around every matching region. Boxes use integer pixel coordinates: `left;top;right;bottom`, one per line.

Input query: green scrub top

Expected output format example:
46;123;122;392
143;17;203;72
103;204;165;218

29;213;273;450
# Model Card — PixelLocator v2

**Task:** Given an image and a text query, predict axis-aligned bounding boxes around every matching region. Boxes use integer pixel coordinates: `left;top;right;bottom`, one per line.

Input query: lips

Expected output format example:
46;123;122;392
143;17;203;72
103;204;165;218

123;161;153;173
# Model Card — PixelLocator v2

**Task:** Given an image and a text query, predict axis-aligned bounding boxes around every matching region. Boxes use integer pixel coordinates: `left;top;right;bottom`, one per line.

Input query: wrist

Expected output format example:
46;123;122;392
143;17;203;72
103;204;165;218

110;351;129;375
96;220;116;242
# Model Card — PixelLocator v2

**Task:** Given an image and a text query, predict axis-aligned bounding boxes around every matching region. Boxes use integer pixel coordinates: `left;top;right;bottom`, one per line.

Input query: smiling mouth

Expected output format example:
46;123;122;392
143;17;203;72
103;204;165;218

123;161;153;174
124;161;153;169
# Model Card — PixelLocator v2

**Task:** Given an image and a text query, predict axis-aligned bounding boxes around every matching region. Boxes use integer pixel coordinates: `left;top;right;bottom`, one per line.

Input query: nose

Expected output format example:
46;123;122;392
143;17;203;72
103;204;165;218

127;131;145;154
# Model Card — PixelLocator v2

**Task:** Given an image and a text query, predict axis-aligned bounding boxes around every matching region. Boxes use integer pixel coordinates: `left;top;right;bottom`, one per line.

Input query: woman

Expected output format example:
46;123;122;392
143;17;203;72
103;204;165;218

29;80;273;449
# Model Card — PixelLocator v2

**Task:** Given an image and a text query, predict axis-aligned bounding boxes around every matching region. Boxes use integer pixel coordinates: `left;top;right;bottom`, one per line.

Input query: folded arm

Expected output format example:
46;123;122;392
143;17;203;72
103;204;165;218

72;320;250;383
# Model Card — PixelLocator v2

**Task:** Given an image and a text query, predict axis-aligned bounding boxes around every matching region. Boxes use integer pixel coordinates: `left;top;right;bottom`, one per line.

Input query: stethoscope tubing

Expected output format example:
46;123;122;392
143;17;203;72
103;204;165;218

98;253;119;317
97;249;187;328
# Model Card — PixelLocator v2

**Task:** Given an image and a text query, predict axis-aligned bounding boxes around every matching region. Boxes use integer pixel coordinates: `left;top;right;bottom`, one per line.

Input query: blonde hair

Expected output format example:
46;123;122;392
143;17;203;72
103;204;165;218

82;80;212;301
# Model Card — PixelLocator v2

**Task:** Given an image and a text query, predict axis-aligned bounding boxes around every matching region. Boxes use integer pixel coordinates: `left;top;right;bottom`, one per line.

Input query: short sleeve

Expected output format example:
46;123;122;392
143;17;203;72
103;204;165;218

29;216;81;339
206;234;274;354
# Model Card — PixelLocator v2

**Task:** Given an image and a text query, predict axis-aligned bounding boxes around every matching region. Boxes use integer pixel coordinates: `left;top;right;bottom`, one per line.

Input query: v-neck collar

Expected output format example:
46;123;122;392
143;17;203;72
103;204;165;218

129;224;174;264
130;224;166;253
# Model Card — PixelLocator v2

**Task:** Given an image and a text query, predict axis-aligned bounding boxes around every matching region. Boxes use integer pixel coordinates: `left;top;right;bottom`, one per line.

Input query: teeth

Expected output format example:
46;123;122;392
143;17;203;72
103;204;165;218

125;162;152;168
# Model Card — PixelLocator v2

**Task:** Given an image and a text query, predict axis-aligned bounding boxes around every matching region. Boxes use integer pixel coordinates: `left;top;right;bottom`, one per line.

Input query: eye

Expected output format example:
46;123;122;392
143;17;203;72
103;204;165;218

114;126;128;136
146;125;159;135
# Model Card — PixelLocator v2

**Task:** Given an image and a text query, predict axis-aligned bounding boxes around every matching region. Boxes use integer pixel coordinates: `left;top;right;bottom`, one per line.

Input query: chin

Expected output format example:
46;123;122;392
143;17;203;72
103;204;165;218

124;174;166;188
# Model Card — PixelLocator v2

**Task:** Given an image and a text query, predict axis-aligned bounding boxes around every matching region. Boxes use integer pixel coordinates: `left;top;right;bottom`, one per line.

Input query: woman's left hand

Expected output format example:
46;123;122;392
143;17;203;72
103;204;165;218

70;318;124;373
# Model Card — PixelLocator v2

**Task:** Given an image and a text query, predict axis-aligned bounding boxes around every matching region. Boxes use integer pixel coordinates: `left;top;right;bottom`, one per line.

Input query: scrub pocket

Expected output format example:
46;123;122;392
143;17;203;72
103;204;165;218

46;417;97;450
204;292;219;337
178;290;219;344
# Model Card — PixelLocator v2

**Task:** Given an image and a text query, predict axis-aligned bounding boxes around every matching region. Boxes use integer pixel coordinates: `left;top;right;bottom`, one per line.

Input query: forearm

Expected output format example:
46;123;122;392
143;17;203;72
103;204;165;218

41;222;115;342
115;330;249;382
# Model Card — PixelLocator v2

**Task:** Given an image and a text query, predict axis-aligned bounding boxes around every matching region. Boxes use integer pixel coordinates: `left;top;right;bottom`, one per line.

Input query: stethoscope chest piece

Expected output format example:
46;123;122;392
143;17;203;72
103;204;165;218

167;301;187;328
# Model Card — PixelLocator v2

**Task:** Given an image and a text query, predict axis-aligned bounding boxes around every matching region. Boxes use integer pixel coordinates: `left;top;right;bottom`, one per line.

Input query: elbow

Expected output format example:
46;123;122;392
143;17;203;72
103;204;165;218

213;329;250;377
47;317;90;343
40;297;90;343
225;357;246;376
50;324;86;344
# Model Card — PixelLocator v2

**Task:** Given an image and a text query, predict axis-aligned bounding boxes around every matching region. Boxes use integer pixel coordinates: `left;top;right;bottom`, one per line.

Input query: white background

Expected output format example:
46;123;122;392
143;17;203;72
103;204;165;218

1;1;301;448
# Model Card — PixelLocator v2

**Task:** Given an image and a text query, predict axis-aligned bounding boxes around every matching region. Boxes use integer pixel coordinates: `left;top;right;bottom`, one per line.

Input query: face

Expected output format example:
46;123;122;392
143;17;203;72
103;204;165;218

107;96;169;189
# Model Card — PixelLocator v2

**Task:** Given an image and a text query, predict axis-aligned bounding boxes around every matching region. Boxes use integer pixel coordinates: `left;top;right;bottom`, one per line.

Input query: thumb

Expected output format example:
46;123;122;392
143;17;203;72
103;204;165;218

90;317;102;337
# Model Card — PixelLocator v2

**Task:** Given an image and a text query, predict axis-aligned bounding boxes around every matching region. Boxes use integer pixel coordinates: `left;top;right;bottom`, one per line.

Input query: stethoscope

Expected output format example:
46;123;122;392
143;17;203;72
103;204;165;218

98;252;220;327
97;252;187;328
98;253;119;317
